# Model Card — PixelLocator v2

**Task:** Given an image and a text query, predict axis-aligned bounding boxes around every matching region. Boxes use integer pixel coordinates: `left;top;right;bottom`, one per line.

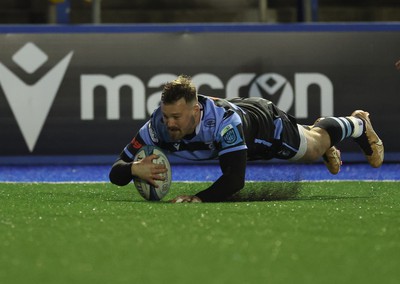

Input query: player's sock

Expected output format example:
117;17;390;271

347;116;372;155
314;117;364;147
347;116;364;138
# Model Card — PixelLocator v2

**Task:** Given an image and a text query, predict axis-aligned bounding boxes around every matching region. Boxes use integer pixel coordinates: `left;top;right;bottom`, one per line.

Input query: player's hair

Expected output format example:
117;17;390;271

161;75;197;105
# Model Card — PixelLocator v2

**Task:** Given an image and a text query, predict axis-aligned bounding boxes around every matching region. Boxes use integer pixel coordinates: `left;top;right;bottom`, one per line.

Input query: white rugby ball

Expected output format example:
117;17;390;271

133;145;172;201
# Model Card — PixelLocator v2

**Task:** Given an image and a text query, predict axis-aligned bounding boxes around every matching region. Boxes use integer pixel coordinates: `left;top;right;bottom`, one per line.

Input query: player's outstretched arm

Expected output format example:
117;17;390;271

109;152;135;186
194;149;247;202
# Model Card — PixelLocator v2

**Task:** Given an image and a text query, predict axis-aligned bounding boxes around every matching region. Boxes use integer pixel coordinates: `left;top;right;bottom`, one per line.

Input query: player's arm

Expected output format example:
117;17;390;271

194;149;247;202
109;135;166;187
170;149;246;203
192;116;247;202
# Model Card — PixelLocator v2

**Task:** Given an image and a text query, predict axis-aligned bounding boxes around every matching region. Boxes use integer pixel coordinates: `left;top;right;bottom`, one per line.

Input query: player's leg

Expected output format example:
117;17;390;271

305;120;342;174
294;125;331;163
307;111;383;168
269;108;341;175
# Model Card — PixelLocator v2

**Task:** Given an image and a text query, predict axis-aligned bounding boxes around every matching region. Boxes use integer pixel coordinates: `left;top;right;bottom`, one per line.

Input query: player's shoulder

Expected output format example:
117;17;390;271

148;107;166;129
150;105;162;119
200;95;233;115
199;95;243;129
199;94;229;107
137;106;168;145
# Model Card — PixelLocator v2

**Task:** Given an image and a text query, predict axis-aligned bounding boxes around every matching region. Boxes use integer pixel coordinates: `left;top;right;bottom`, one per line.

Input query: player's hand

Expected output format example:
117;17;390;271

170;195;202;203
131;154;167;187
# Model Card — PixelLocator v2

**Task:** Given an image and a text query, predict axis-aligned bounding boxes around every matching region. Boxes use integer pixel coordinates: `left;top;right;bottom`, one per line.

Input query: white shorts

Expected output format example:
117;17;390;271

289;125;308;161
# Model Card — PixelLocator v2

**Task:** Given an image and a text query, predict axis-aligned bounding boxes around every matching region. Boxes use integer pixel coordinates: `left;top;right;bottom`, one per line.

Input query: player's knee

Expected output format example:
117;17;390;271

300;130;324;161
302;148;321;162
303;138;327;161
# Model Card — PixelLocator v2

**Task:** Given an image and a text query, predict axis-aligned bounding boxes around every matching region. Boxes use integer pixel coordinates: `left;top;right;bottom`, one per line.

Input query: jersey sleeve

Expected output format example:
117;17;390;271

215;110;247;156
109;107;165;186
109;118;155;186
109;132;146;186
195;149;247;202
123;109;162;160
122;121;155;160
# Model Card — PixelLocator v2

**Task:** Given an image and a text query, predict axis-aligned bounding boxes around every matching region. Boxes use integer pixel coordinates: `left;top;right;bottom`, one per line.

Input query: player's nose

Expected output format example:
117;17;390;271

165;119;176;128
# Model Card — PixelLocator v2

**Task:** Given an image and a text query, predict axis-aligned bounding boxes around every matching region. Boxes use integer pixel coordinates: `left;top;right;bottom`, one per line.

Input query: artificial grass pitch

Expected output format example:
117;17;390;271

1;181;399;284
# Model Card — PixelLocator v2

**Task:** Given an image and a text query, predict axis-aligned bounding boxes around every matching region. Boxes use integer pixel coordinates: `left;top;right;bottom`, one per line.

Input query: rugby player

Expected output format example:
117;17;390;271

109;75;384;202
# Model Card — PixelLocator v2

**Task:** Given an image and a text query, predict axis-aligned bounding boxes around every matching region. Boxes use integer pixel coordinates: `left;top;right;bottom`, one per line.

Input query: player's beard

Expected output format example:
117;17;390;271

168;115;196;141
168;128;181;141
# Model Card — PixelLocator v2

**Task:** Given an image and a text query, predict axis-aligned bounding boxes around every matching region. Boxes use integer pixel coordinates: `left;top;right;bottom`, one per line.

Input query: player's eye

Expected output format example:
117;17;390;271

163;113;181;123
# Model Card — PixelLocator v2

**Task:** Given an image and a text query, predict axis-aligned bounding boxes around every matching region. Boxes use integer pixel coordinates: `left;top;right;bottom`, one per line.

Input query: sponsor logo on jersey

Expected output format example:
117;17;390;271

131;137;143;149
173;143;180;151
204;119;216;128
206;142;215;150
254;138;272;147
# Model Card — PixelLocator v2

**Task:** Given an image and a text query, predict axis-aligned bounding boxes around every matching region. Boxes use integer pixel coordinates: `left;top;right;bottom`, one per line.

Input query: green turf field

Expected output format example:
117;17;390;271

1;181;399;284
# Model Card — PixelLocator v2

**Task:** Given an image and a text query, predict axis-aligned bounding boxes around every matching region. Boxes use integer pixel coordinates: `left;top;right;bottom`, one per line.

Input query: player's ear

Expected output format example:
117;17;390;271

193;102;200;113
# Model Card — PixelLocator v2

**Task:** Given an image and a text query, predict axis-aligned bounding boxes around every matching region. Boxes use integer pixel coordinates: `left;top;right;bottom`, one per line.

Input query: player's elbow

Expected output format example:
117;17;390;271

109;159;135;186
234;176;245;191
227;173;245;195
233;167;246;186
109;169;131;186
238;178;245;190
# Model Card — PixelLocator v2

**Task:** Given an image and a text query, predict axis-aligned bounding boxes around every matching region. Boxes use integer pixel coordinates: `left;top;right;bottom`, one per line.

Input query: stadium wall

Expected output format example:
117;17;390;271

0;23;399;165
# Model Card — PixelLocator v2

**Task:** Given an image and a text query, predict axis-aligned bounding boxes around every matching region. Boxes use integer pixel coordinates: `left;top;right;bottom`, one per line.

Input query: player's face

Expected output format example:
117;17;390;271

161;98;200;141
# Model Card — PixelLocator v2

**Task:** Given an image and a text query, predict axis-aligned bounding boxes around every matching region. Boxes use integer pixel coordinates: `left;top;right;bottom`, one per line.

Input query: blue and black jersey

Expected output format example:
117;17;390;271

124;95;247;161
124;95;300;162
110;95;301;202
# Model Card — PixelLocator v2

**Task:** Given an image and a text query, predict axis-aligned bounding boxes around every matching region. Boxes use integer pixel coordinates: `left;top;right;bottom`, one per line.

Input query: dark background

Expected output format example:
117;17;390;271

0;28;399;159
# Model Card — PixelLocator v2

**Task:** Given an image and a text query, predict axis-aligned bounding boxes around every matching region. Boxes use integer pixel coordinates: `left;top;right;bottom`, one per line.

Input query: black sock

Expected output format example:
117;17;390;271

314;117;355;147
354;131;373;155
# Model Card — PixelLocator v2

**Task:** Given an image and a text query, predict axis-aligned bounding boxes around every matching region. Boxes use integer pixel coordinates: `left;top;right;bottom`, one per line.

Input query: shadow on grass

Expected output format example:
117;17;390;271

227;182;302;202
106;182;372;203
227;182;371;202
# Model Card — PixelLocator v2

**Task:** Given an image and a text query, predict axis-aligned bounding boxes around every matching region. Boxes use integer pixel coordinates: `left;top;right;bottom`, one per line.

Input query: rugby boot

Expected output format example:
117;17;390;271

307;117;342;175
322;146;341;175
351;110;384;168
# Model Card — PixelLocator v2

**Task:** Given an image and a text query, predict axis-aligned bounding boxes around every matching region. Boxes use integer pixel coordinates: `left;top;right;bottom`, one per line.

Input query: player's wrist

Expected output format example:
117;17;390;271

130;162;139;178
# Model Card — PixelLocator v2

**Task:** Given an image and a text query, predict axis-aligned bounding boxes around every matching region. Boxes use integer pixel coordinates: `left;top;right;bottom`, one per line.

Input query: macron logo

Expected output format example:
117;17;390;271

0;42;73;152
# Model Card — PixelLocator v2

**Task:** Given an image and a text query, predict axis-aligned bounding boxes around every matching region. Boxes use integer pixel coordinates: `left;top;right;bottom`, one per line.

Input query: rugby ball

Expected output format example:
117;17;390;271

133;145;172;201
